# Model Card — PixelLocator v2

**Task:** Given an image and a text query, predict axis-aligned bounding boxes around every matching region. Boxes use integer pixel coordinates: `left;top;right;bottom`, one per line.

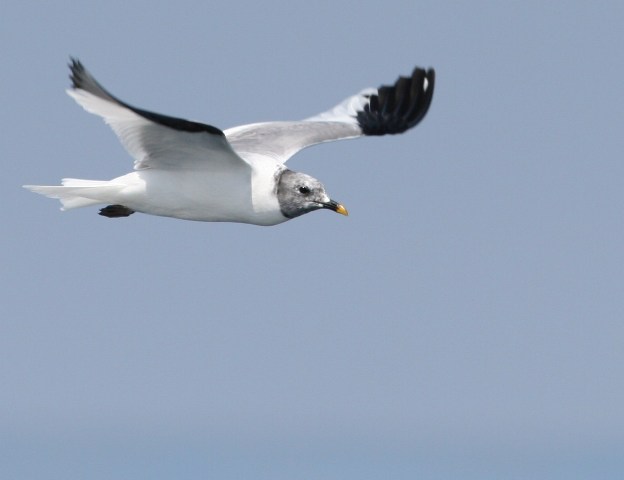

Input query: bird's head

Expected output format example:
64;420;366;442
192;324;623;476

276;169;348;219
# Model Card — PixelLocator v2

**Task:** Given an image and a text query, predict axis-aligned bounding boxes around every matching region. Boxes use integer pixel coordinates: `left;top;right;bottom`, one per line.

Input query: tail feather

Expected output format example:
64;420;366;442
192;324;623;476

23;178;124;210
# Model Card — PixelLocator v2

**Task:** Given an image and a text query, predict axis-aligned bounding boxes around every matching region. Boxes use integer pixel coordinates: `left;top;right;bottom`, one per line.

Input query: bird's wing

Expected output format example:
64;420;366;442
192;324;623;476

225;67;435;164
66;59;249;172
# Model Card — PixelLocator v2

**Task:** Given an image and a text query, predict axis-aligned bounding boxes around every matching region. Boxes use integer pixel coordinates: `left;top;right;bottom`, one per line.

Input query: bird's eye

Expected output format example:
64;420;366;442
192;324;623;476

298;186;311;195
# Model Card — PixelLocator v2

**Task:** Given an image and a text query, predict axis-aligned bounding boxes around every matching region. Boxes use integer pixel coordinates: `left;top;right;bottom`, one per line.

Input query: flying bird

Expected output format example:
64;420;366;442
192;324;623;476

24;59;434;225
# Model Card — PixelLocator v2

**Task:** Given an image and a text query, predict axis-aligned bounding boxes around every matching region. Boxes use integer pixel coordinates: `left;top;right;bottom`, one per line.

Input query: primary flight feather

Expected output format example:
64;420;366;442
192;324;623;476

24;59;434;225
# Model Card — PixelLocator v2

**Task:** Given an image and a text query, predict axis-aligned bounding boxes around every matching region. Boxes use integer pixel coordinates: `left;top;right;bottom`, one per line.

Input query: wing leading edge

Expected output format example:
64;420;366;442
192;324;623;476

67;59;248;172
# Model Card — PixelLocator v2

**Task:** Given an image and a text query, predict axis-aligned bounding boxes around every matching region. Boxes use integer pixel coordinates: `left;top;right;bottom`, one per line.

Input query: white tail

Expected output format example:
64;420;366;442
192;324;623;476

23;178;124;210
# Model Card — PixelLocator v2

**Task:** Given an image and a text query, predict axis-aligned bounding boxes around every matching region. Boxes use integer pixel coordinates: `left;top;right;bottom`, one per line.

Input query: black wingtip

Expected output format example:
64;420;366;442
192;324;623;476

68;57;86;90
357;66;435;136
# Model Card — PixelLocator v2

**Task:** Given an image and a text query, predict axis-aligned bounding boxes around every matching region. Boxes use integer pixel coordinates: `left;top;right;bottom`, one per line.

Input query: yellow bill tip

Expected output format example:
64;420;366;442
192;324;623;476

335;204;349;216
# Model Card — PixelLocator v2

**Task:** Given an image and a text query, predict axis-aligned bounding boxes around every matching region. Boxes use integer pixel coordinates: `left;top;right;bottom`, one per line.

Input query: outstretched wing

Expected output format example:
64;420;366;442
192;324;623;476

225;67;435;164
66;59;249;172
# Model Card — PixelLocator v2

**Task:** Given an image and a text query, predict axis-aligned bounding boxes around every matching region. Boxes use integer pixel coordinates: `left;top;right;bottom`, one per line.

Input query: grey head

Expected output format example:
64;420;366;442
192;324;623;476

276;169;348;220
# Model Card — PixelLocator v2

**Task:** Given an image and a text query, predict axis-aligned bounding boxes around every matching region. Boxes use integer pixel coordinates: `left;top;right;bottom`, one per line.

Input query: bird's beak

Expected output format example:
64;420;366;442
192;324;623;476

334;203;349;216
323;199;349;216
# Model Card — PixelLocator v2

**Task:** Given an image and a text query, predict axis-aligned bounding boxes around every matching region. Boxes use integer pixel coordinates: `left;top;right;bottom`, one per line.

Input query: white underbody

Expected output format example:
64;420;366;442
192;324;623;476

114;164;286;225
29;161;288;226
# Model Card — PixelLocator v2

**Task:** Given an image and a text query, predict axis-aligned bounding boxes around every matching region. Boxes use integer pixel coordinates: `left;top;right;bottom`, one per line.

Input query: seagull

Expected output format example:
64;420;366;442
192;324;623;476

24;59;434;226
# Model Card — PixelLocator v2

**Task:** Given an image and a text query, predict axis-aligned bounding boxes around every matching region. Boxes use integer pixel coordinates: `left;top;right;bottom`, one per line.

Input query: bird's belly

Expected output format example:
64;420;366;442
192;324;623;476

113;170;285;225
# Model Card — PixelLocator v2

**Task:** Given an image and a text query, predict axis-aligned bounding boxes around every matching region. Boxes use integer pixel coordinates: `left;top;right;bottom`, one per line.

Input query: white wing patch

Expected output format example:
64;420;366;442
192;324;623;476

225;121;361;164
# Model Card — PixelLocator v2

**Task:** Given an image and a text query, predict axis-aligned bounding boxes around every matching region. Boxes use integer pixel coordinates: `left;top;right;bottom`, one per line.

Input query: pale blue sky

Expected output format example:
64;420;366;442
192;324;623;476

3;1;624;479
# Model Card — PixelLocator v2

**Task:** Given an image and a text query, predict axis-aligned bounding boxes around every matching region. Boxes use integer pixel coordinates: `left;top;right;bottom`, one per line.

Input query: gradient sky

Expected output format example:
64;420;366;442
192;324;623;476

3;1;624;479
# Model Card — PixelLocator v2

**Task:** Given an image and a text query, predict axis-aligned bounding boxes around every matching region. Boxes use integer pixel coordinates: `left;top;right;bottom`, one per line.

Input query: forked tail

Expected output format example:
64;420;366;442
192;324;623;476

23;178;124;210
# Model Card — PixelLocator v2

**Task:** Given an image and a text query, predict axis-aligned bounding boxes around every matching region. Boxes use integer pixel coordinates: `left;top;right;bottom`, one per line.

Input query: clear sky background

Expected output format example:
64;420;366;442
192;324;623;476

2;1;623;479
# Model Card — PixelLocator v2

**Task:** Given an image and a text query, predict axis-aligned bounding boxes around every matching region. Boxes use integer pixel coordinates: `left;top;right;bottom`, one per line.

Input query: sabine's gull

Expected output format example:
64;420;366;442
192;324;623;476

24;59;435;226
